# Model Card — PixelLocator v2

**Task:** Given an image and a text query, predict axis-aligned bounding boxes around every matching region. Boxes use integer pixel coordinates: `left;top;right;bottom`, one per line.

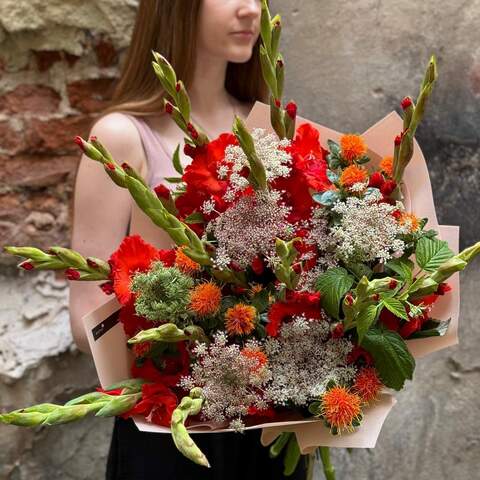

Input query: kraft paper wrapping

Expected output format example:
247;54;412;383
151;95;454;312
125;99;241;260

81;102;460;444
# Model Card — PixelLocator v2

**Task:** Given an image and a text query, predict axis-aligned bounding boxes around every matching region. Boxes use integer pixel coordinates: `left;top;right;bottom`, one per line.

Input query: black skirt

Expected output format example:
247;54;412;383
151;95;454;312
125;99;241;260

106;417;307;480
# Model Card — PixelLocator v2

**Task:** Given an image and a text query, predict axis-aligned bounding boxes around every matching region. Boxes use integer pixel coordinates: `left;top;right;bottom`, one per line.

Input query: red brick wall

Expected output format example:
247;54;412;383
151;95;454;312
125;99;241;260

0;39;120;266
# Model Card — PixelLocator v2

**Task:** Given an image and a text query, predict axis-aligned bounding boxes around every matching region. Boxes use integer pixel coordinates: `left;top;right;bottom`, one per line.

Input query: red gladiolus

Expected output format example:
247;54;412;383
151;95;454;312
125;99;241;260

251;256;264;275
380;179;397;197
368;171;384;188
108;235;175;305
122;383;178;427
131;342;190;387
267;291;322;337
436;282;452;295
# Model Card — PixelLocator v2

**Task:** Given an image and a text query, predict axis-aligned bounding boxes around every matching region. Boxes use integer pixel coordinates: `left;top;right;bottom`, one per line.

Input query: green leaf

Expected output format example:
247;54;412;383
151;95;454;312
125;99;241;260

326;169;339;183
250;288;270;313
356;304;379;344
312;190;341;207
172;144;183;175
184;212;205;224
316;267;355;319
385;257;414;282
346;262;373;281
327;139;340;156
415;237;454;273
356;155;370;165
164;176;184;184
380;296;408;320
362;327;415;390
409;318;451;339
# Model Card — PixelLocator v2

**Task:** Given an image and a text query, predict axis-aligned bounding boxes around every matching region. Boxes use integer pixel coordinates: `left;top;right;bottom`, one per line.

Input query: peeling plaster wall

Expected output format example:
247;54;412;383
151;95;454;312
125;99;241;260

1;1;479;479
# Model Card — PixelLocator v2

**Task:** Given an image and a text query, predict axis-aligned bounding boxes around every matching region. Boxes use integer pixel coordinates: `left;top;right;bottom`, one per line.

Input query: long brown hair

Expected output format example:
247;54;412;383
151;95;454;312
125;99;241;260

105;0;269;116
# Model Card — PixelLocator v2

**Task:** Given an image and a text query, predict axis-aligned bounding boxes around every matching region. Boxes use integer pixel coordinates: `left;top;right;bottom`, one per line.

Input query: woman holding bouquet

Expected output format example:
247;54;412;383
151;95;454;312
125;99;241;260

70;0;306;478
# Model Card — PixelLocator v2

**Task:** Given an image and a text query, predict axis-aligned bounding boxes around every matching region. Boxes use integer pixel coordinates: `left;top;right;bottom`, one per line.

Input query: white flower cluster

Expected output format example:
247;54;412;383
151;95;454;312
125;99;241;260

220;128;292;202
264;315;356;406
179;333;272;431
330;192;409;263
295;207;338;292
209;190;293;270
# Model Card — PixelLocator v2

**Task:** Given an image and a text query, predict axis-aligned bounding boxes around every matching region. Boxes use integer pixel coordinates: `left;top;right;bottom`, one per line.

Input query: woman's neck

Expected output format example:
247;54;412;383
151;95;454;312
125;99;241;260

188;50;232;115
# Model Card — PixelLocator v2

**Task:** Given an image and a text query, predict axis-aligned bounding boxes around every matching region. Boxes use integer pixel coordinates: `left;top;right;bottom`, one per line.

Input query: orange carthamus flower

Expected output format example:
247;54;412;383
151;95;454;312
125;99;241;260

175;245;200;274
398;212;420;233
322;386;362;431
340;134;367;162
189;282;222;316
340;165;368;188
225;303;256;336
241;348;268;372
380;156;394;177
249;283;264;297
354;367;382;403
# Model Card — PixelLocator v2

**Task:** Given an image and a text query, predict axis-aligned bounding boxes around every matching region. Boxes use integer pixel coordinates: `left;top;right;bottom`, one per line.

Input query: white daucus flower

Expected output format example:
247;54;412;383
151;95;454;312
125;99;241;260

211;190;293;269
330;195;410;263
179;332;272;425
264;315;356;406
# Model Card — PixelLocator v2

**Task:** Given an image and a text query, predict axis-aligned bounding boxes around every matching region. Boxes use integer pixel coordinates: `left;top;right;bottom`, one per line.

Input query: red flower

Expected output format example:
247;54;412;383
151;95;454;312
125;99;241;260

346;345;373;365
154;184;171;200
380;180;397;197
108;235;175;305
267;291;322;337
119;300;151;338
131;342;190;387
273;123;330;222
122;383;178;427
368;171;385;188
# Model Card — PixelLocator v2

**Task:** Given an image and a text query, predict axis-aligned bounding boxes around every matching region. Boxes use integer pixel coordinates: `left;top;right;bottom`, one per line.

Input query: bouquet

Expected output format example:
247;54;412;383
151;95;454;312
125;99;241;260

2;2;479;478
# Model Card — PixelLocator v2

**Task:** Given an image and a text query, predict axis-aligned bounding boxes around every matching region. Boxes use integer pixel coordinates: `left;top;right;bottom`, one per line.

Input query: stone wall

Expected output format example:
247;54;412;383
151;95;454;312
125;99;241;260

1;1;479;479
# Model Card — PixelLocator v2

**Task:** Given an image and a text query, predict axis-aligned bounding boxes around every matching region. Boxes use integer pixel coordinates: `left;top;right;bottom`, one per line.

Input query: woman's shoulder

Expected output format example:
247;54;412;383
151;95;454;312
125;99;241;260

89;112;145;169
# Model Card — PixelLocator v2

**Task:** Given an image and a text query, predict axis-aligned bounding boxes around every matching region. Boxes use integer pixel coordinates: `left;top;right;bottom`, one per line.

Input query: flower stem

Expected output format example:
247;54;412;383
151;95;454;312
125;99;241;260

319;447;336;480
306;452;316;480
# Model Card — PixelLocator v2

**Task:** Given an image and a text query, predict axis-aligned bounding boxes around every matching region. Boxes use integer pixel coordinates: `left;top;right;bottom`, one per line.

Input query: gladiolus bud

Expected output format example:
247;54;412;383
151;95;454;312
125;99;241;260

74;136;85;152
388;279;398;289
165;102;173;114
175;82;181;92
371;293;380;302
401;97;413;110
184;144;197;158
66;268;81;280
20;261;35;271
345;293;354;306
285;101;297;120
154;184;171;200
276;59;284;68
332;323;344;339
99;281;114;295
87;258;99;269
89;135;97;142
187;123;199;139
274;98;281;108
394;134;402;146
105;162;115;171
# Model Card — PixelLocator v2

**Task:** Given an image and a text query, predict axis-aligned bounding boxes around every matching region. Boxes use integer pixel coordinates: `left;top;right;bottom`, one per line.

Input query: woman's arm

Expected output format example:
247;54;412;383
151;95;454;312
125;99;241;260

69;113;148;354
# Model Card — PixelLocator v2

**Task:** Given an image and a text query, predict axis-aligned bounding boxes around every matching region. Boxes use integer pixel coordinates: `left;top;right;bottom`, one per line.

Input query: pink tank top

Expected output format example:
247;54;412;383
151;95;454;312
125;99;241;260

121;114;185;235
122;114;183;190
